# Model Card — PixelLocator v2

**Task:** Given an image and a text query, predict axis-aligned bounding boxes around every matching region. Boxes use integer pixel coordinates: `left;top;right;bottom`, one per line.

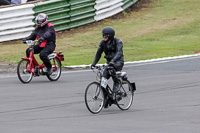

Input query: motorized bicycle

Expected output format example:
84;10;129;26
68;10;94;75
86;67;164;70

17;40;64;83
85;65;136;114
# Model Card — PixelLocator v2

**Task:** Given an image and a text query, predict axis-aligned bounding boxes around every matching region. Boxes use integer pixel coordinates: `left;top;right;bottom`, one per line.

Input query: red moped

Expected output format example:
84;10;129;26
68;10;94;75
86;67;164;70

17;40;64;83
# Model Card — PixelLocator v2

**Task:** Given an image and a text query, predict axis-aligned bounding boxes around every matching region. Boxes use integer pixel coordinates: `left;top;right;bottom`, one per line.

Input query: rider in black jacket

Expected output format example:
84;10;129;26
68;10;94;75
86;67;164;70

91;27;124;107
23;13;56;75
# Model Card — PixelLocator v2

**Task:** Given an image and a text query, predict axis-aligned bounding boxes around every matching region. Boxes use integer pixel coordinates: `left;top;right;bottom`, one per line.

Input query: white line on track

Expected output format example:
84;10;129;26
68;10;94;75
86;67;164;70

1;54;200;78
124;54;200;67
62;69;91;74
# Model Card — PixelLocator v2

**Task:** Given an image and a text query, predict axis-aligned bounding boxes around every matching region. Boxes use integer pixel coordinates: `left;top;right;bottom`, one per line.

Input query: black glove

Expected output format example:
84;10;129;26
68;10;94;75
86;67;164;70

91;64;95;69
22;39;26;44
38;37;44;43
109;59;114;66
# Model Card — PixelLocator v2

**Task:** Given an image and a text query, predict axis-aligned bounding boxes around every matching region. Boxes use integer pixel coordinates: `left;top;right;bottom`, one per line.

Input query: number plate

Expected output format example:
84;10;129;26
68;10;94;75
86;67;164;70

101;77;108;88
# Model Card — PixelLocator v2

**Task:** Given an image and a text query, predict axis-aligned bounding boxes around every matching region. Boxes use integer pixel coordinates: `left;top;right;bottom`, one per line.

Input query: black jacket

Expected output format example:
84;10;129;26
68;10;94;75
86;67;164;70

0;0;10;6
26;23;56;48
27;0;34;2
93;37;124;65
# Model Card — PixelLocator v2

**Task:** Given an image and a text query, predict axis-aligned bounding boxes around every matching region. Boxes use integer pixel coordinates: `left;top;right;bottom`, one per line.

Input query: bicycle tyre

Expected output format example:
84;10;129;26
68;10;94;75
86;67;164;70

116;80;134;110
17;59;33;83
85;82;104;114
46;57;62;81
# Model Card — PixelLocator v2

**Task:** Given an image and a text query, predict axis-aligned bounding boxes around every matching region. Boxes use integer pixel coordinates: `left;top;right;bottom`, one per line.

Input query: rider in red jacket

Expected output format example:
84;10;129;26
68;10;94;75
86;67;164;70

23;13;56;75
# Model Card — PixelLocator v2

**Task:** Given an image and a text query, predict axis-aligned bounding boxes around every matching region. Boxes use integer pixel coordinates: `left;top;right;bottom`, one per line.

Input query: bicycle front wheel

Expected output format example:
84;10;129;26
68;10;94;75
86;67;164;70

85;82;104;114
17;59;33;83
116;80;134;110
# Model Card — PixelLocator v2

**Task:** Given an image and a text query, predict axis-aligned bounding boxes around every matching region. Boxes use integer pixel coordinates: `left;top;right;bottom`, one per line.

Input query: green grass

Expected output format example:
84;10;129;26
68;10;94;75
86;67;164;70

1;0;200;66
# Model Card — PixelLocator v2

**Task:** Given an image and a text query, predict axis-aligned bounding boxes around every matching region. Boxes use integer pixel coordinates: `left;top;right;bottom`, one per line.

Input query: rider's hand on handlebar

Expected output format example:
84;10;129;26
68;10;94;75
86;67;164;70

91;64;95;69
108;59;114;66
38;37;44;43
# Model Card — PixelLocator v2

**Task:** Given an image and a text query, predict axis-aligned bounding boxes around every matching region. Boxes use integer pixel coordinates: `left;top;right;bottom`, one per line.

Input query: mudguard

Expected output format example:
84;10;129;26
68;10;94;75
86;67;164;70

53;51;64;61
48;53;57;59
131;82;136;92
21;57;30;60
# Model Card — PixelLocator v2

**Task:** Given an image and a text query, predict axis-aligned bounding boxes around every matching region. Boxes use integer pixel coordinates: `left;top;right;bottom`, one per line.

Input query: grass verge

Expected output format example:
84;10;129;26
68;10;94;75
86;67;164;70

0;0;200;66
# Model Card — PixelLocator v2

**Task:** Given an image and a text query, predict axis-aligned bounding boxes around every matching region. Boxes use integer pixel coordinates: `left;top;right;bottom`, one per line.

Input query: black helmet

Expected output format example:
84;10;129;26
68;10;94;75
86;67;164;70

35;13;48;27
102;27;115;39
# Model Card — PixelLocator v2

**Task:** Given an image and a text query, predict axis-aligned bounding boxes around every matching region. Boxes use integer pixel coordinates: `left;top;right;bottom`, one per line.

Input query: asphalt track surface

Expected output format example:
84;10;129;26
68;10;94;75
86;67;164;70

0;55;200;133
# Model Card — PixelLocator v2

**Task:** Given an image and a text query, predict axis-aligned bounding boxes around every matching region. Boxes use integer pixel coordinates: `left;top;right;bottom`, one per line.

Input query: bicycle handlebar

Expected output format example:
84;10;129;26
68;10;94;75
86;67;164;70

25;40;38;46
92;65;105;70
92;64;116;82
93;64;114;70
92;64;115;76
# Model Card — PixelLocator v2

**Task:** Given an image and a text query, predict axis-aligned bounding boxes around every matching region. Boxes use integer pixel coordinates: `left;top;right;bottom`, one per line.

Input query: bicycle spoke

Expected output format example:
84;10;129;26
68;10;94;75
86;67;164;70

96;98;103;102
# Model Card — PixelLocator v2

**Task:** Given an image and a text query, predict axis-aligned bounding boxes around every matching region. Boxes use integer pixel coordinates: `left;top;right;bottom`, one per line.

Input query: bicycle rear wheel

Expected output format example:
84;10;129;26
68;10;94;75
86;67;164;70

46;57;61;81
116;80;134;110
85;82;104;114
17;59;33;83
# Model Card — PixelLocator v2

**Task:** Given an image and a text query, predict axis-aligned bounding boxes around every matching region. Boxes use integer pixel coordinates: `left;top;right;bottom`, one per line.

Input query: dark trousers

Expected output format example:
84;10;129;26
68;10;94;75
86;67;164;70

26;45;55;69
102;61;124;98
103;61;124;81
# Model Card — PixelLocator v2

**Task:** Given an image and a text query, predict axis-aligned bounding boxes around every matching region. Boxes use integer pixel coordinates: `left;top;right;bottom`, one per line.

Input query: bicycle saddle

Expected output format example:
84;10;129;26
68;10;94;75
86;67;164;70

48;53;57;59
116;72;127;77
116;72;127;80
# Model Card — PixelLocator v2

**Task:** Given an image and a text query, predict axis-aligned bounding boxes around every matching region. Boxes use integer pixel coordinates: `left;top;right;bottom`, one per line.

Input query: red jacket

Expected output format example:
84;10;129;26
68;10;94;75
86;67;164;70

26;23;56;48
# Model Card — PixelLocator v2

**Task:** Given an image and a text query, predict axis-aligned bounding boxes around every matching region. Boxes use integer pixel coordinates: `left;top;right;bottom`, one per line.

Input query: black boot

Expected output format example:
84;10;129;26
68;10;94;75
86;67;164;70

104;95;109;108
47;67;53;75
113;82;120;93
112;82;121;100
102;87;110;108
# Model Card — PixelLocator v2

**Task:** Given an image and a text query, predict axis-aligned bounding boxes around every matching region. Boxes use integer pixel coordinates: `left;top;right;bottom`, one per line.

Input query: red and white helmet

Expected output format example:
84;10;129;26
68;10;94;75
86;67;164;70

35;13;48;27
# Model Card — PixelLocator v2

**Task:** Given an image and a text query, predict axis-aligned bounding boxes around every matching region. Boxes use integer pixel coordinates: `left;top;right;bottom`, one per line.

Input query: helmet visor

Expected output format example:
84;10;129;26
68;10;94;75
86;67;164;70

36;15;45;21
102;34;109;38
